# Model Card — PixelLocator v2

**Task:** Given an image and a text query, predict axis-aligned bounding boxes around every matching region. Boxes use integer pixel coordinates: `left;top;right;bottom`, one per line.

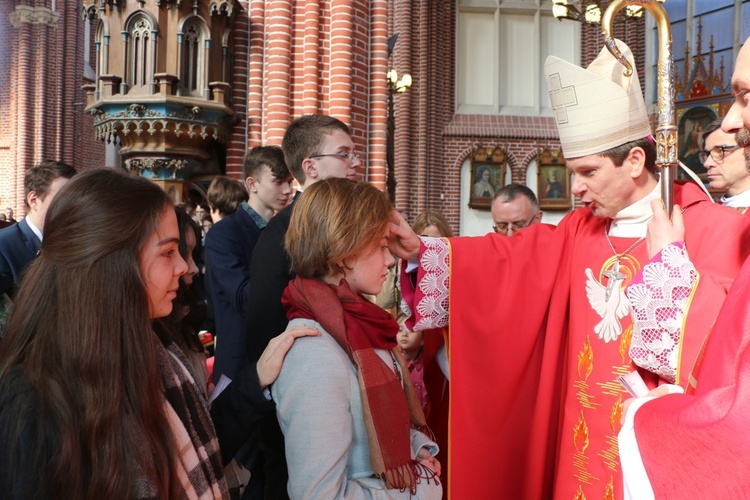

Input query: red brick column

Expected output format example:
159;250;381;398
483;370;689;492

265;0;293;145
246;0;265;150
392;0;413;214
329;0;353;126
302;0;320;115
367;0;388;191
15;11;35;214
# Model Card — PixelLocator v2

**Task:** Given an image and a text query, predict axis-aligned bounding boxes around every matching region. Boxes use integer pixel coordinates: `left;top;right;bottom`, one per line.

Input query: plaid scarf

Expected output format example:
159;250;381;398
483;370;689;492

282;277;431;492
134;340;229;499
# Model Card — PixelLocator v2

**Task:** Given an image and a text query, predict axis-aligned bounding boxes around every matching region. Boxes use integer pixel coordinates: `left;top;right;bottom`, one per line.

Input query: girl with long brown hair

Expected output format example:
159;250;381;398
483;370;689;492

0;168;314;499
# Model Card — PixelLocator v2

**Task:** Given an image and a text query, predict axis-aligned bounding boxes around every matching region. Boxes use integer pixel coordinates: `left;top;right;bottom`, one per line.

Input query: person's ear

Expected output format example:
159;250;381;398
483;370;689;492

533;211;543;224
626;147;647;178
302;158;318;181
245;176;257;193
26;191;39;212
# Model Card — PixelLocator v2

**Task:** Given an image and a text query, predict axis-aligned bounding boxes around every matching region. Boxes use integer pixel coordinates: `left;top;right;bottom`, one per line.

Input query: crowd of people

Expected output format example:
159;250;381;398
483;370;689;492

1;35;750;500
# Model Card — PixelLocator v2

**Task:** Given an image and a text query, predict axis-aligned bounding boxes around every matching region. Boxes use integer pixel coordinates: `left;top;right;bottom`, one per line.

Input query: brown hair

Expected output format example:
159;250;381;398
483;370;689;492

23;159;77;208
207;175;248;216
0;168;179;498
286;178;390;279
243;145;291;183
598;136;657;174
281;114;352;184
411;209;453;237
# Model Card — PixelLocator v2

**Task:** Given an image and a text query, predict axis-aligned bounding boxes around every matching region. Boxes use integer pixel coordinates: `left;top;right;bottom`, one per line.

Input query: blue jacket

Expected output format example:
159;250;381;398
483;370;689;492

0;218;41;298
204;206;263;382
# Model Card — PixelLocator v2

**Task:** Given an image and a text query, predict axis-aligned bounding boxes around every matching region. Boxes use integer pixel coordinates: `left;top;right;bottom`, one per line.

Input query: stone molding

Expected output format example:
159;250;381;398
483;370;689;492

9;5;60;28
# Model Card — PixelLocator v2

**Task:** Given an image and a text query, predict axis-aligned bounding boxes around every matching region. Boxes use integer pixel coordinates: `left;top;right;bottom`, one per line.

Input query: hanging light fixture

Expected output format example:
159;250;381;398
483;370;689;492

553;1;643;24
552;0;602;24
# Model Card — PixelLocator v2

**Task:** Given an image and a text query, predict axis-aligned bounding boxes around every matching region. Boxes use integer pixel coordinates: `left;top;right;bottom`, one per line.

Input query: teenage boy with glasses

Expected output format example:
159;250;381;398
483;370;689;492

241;114;362;499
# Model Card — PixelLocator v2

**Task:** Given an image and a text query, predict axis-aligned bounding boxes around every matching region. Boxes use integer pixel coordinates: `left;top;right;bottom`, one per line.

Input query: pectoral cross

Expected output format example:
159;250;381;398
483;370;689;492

602;260;626;302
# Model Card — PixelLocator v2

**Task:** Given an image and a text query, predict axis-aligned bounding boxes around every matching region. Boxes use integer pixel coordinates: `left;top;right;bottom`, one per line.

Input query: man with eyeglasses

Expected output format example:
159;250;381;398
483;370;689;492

242;114;362;499
700;118;750;212
388;40;750;499
490;183;543;236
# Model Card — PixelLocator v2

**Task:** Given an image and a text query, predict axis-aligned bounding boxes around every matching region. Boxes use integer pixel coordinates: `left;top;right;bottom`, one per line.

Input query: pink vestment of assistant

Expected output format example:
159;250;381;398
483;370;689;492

623;245;750;497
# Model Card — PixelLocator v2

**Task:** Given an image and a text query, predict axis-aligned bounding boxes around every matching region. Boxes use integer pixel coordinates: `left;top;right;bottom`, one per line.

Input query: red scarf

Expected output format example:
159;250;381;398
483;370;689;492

282;276;430;492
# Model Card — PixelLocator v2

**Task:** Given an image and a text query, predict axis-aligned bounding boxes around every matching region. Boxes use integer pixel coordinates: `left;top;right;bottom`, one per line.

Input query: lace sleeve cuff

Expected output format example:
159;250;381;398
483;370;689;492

626;242;698;384
400;237;451;330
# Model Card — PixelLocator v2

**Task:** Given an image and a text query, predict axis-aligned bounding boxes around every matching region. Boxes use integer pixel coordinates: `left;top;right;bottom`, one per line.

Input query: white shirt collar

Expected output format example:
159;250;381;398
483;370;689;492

25;216;43;242
721;188;750;208
608;181;661;238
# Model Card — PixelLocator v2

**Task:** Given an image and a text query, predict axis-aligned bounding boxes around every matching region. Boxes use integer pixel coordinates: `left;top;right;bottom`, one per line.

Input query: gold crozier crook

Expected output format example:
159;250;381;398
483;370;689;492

601;1;676;217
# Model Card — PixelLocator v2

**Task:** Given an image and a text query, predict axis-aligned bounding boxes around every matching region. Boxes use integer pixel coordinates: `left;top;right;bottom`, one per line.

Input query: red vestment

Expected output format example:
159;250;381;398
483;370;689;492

404;182;750;499
632;252;750;497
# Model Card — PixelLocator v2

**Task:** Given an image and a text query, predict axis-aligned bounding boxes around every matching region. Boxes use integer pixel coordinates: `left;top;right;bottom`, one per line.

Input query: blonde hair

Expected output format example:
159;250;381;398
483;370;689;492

411;209;453;237
286;178;390;279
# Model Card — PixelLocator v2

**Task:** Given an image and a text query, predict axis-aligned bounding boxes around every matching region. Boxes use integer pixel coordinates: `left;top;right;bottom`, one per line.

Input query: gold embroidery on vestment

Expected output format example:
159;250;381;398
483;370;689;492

604;477;616;500
573;411;589;453
618;324;632;363
574;485;587;500
598;434;621;473
609;395;623;434
578;335;594;380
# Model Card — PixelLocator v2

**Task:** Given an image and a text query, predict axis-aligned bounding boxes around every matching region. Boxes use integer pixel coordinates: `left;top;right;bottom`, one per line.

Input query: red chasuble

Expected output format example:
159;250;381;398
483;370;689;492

632;254;750;497
409;183;750;499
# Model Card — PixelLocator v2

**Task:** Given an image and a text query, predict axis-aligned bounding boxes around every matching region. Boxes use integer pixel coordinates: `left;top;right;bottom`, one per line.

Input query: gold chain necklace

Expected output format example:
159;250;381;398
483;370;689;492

603;223;647;259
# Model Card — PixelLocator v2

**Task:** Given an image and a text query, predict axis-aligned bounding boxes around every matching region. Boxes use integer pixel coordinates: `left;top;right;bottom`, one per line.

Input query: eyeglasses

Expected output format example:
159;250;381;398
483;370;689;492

698;145;742;164
309;152;360;163
492;217;535;234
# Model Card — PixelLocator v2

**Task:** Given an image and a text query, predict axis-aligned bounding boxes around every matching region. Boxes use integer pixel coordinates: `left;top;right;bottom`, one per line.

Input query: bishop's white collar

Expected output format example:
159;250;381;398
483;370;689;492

608;181;661;238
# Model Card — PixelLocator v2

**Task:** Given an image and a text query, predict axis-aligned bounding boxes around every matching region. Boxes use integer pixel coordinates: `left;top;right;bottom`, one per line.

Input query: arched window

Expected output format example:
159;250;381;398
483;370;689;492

180;20;205;95
129;16;152;89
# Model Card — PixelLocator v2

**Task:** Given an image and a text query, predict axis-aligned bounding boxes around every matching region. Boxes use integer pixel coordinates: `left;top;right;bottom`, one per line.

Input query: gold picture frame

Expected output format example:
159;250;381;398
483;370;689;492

469;146;506;210
537;148;571;211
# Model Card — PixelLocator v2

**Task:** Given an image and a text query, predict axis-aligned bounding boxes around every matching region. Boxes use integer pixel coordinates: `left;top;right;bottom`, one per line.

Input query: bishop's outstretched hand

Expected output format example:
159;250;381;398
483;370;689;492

388;209;421;261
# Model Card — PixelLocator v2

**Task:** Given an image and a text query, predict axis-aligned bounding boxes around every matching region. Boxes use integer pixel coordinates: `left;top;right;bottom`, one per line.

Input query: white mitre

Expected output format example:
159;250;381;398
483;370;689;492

544;39;652;158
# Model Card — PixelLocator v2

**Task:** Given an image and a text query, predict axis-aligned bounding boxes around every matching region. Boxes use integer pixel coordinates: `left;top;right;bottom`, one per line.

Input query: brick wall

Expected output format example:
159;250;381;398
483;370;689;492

0;1;105;217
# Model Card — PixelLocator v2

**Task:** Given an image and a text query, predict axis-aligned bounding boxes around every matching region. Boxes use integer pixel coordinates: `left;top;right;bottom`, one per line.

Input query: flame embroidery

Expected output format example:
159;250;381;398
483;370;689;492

574;485;587;500
573;411;590;453
610;395;623;434
619;324;632;363
578;335;594;381
604;478;615;500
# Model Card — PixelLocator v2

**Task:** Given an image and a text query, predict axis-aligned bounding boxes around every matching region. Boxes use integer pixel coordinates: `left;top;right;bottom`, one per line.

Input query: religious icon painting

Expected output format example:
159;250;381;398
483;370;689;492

537;148;571;210
469;146;506;210
676;105;717;185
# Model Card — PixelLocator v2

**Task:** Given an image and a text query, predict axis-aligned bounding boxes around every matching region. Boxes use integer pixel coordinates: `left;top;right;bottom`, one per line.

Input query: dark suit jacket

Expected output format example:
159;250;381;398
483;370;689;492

204;208;262;383
244;200;296;363
242;196;297;500
0;219;41;298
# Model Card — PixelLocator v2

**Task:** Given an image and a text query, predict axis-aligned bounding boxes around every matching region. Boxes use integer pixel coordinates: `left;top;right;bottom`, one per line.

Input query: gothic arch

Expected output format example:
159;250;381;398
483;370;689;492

451;146;474;172
178;14;211;42
177;15;210;95
123;10;159;92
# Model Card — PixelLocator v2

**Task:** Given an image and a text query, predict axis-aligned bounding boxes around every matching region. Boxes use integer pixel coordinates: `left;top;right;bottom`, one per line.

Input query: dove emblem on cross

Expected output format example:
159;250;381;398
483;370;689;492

585;261;630;343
